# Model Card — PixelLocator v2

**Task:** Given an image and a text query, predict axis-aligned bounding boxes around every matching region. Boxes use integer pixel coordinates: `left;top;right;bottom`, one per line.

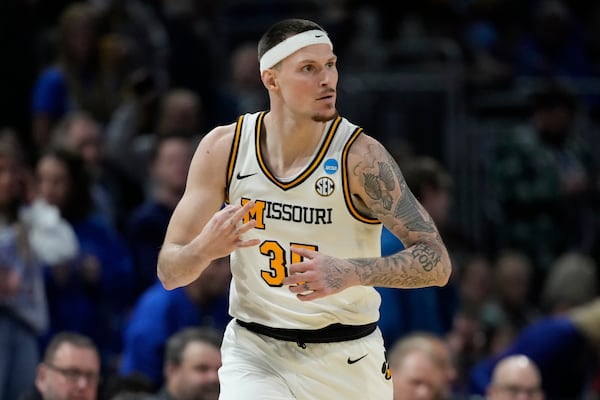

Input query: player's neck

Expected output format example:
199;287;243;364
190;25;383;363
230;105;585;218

261;112;327;177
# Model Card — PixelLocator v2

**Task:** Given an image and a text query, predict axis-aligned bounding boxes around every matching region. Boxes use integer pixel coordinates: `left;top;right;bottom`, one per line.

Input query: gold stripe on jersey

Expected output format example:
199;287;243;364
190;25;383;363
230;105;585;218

225;114;245;204
342;127;381;224
256;113;343;191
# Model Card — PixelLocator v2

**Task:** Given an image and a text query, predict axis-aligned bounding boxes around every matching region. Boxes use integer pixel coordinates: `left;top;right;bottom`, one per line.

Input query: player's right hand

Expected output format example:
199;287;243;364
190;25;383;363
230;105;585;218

196;201;260;260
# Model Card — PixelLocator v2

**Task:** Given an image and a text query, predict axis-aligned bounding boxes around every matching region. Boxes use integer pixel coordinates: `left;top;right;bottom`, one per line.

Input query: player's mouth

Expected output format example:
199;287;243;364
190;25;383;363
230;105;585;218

317;93;335;101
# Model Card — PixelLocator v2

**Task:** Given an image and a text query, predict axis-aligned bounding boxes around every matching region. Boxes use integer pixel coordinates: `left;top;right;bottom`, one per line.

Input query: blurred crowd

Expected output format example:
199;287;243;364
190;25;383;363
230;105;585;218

1;0;600;399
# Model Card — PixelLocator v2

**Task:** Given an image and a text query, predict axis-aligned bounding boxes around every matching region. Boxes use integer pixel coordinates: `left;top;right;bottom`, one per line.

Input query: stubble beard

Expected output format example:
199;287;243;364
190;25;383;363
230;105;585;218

312;108;339;123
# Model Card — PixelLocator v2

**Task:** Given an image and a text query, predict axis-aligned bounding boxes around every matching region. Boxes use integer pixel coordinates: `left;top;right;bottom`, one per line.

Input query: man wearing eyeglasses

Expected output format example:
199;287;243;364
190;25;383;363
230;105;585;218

486;355;544;400
20;331;101;400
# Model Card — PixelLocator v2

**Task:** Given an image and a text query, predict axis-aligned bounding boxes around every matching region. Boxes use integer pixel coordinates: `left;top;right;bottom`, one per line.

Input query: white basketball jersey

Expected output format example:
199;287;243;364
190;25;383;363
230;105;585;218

225;112;383;329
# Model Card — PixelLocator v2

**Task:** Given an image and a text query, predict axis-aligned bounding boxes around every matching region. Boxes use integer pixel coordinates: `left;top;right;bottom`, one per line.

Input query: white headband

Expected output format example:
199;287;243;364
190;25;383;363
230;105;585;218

259;29;333;73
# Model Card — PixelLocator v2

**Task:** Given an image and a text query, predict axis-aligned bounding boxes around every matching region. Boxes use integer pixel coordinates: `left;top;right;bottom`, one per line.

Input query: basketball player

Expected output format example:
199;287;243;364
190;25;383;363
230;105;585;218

157;18;452;400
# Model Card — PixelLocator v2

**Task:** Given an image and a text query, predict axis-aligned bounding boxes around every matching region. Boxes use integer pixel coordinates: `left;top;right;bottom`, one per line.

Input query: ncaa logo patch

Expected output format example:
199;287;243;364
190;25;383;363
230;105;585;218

315;176;335;197
323;158;338;175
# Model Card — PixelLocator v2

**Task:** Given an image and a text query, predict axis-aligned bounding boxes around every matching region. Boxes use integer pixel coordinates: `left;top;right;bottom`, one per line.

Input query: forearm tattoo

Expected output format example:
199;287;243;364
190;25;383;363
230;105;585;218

411;241;442;272
349;250;440;288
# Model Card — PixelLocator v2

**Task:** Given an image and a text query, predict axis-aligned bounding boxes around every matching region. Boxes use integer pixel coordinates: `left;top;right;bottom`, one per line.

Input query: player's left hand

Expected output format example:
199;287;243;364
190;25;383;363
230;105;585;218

283;246;359;301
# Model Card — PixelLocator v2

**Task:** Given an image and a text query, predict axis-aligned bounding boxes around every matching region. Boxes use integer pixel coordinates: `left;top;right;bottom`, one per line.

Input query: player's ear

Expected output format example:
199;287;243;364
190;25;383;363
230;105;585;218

261;69;278;90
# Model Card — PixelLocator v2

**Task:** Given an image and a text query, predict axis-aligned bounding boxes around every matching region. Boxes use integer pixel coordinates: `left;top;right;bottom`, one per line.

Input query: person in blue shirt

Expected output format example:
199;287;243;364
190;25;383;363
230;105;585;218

36;149;135;372
125;132;193;297
470;252;600;400
119;256;231;389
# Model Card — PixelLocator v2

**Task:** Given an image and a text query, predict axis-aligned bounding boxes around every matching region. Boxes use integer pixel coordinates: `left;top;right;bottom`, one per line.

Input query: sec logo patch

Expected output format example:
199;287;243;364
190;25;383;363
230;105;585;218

315;176;335;196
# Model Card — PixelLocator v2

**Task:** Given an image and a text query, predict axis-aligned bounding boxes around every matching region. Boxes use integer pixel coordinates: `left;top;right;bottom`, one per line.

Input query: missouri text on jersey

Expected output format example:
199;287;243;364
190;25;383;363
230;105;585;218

241;197;333;227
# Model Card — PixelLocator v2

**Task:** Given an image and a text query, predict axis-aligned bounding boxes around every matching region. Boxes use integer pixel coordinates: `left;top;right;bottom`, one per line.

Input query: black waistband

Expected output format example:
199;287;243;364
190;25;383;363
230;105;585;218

236;319;377;348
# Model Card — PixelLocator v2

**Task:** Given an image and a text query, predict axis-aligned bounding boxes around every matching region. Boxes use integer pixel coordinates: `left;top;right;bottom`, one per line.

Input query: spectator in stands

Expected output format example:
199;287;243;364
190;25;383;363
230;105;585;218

469;252;599;399
105;87;202;192
0;130;77;400
486;355;544;400
125;132;193;295
514;0;594;79
158;0;235;130
31;3;121;152
119;256;231;389
149;327;222;400
223;41;269;115
35;149;135;372
98;372;154;400
479;250;540;356
21;331;101;400
461;0;518;90
52;111;143;230
488;83;597;289
389;332;457;400
103;68;160;181
94;0;169;91
487;250;538;331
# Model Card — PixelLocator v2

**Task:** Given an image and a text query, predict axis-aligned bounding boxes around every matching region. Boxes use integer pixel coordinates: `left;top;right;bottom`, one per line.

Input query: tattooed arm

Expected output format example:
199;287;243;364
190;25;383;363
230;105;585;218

283;134;451;300
346;134;451;288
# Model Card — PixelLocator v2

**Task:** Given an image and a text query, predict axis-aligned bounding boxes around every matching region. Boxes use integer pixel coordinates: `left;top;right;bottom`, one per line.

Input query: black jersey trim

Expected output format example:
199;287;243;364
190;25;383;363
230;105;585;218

341;128;381;224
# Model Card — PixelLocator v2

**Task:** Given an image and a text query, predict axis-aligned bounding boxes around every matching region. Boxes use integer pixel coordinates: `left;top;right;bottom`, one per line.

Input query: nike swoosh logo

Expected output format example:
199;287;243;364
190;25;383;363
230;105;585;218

315;34;324;38
236;172;257;180
347;354;368;364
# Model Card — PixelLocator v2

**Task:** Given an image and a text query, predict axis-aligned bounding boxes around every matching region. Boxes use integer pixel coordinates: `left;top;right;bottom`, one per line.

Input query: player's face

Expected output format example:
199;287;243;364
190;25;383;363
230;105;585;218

277;43;338;122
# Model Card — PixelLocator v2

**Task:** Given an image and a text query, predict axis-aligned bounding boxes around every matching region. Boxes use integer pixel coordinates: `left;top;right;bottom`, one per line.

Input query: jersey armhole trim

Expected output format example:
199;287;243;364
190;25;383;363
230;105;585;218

342;128;381;224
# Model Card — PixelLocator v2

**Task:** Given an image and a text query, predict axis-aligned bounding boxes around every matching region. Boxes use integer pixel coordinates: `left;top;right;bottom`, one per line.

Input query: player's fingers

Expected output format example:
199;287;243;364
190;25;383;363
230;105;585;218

236;218;256;234
288;280;320;294
286;260;312;276
288;283;307;294
237;238;260;248
214;205;238;229
231;201;255;224
220;203;238;216
283;270;314;286
290;246;317;259
282;272;303;286
297;290;321;301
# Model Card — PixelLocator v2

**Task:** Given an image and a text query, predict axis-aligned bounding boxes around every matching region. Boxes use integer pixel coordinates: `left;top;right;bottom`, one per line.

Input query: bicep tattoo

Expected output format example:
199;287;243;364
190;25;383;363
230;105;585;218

363;161;395;210
394;180;435;233
360;147;435;233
